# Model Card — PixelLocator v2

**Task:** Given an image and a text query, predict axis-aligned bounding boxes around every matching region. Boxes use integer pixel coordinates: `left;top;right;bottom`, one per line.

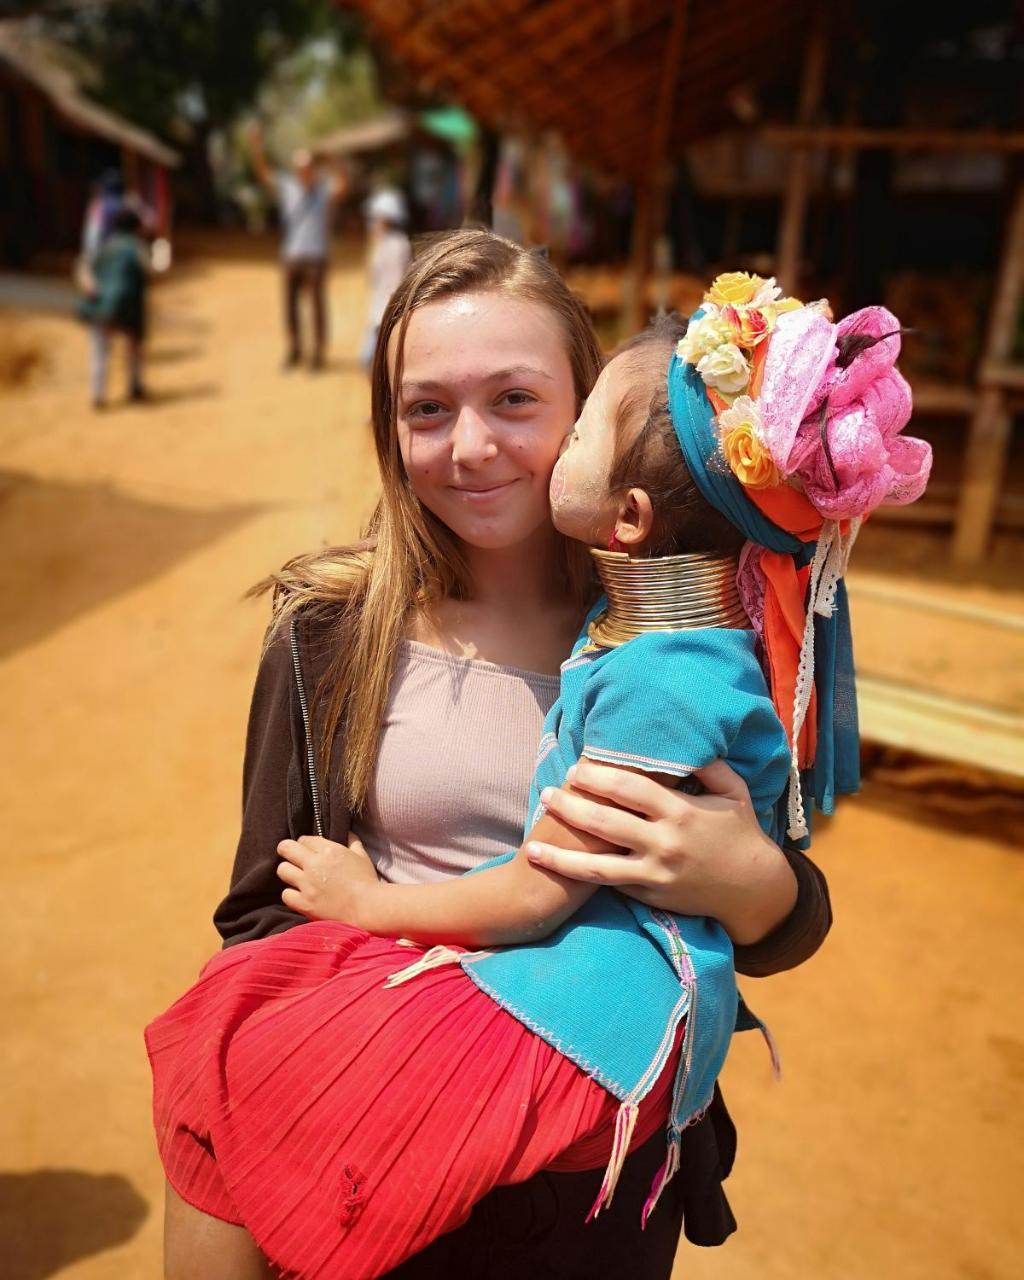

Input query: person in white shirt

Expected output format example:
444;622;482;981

248;124;347;372
360;188;412;371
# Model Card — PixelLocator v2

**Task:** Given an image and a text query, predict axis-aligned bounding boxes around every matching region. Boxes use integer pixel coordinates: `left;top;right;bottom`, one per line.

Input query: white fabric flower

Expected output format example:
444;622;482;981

749;276;783;307
696;342;750;396
676;311;733;365
716;394;765;436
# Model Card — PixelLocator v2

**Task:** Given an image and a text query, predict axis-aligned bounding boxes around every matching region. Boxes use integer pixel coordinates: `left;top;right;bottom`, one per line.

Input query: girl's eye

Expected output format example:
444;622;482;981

498;390;537;409
407;400;447;421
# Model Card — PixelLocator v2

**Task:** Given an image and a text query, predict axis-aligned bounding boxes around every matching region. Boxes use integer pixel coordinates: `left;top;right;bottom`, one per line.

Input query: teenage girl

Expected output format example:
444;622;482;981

150;235;842;1280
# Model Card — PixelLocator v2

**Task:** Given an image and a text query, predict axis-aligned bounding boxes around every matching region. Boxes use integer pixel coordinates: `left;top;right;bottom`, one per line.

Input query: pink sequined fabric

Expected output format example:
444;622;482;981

760;305;932;522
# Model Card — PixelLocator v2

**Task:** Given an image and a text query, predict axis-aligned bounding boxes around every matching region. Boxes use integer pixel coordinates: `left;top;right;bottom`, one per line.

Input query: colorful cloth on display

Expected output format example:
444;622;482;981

459;618;791;1219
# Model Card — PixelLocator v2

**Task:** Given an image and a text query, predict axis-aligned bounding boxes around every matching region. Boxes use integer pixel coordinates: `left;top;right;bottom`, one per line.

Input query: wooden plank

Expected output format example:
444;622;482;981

625;0;689;332
849;575;1024;633
911;380;975;413
952;388;1015;562
775;18;827;293
980;362;1024;391
953;182;1024;566
762;125;1024;152
857;674;1024;779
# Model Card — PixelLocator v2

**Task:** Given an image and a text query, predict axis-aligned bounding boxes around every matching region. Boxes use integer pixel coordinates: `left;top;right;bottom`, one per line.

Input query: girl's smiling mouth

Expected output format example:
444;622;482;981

450;480;519;501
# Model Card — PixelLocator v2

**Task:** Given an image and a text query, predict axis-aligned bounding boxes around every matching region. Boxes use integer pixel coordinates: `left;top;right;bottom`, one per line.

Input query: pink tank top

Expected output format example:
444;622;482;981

350;640;560;885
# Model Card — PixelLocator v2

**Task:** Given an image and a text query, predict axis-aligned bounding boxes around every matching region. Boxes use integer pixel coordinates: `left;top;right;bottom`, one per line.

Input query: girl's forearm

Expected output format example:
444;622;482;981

355;811;615;947
712;837;799;946
356;857;590;948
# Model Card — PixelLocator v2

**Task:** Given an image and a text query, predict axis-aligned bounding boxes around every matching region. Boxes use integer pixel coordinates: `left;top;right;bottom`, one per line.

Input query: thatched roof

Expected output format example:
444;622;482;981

0;21;179;168
342;0;814;178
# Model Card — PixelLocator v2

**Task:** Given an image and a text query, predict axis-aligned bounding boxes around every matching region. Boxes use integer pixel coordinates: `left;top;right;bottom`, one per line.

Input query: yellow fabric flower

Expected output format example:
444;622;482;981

717;396;780;489
706;271;764;307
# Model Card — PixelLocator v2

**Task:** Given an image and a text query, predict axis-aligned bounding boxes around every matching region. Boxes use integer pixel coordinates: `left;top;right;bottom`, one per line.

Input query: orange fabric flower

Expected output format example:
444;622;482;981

722;304;772;349
722;420;780;488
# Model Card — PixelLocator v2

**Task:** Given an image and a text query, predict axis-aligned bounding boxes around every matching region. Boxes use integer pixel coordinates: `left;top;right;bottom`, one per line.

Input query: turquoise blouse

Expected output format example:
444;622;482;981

460;616;791;1203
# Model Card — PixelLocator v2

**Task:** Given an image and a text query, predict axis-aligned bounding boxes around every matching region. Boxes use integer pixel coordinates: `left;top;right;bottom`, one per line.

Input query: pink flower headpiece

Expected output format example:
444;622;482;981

677;272;932;523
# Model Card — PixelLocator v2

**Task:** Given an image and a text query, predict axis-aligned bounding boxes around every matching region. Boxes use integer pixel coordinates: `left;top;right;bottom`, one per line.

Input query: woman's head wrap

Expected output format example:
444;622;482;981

668;277;931;838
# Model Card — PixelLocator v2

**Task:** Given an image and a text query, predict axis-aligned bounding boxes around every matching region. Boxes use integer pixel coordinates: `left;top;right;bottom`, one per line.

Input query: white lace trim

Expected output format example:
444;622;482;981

786;519;860;839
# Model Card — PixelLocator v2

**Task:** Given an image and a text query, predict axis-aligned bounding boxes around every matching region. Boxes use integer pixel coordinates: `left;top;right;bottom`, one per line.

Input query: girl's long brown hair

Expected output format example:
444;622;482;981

258;228;603;814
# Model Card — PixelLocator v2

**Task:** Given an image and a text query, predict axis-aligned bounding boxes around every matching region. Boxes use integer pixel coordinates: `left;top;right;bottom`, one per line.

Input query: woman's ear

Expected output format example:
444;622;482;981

614;488;654;548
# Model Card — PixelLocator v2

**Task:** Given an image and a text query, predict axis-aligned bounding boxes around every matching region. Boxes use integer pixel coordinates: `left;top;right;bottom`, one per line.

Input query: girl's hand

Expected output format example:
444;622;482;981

276;836;381;925
525;759;798;945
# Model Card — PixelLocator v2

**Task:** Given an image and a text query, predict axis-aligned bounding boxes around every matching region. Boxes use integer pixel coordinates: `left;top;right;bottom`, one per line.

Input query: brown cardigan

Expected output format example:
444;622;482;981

214;614;833;1271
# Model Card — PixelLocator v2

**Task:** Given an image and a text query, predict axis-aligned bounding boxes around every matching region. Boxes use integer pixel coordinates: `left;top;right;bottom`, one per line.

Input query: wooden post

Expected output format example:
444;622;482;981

775;20;827;293
952;182;1024;566
625;0;688;334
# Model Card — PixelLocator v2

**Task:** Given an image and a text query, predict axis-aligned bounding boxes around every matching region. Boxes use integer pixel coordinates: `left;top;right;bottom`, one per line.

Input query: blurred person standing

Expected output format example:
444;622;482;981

75;206;150;409
247;123;346;372
360;188;411;371
80;168;126;264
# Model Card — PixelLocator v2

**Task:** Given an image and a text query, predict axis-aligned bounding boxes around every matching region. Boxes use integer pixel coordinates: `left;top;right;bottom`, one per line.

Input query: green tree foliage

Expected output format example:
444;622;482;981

46;0;351;141
43;1;369;214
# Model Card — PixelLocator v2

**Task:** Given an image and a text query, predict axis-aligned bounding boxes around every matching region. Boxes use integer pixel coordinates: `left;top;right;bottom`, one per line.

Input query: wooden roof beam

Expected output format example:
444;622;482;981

761;126;1024;151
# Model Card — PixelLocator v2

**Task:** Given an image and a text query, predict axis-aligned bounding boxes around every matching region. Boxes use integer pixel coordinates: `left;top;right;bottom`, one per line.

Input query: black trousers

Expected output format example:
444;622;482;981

283;257;327;361
383;1092;738;1279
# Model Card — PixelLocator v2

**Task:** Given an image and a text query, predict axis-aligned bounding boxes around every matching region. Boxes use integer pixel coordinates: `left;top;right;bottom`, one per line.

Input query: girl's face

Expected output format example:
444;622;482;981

393;291;577;552
549;357;626;546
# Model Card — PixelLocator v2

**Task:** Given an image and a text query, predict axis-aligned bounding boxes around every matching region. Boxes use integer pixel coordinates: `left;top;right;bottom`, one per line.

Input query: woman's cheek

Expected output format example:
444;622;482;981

403;433;448;487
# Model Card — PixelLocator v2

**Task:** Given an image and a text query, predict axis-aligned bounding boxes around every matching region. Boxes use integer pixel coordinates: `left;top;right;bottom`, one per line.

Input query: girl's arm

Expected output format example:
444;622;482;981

277;775;646;949
525;759;831;970
214;623;331;946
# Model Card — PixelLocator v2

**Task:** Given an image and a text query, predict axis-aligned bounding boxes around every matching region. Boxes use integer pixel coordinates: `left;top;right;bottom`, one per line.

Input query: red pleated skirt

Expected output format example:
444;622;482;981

146;922;677;1279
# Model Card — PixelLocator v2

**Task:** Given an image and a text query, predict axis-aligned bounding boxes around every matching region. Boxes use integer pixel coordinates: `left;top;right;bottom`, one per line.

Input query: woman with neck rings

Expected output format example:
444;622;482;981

158;229;831;1279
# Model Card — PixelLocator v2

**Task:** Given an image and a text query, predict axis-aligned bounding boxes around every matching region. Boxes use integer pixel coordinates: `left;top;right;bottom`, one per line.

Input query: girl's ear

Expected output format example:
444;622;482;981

614;488;654;548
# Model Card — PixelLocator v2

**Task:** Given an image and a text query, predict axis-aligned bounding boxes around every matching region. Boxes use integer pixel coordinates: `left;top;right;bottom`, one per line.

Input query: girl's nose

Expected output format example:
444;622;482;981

451;408;498;467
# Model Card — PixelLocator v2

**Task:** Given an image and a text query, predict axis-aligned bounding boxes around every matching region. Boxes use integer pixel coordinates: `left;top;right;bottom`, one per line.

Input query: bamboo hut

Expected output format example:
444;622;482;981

0;20;179;266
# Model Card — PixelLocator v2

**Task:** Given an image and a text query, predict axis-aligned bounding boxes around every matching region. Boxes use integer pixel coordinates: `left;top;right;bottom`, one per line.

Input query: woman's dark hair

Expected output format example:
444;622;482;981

112;206;142;234
609;314;745;558
99;168;124;196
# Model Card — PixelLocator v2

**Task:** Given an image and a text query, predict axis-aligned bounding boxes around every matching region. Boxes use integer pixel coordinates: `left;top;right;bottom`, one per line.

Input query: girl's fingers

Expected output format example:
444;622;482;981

567;760;677;818
540;785;648;848
525;842;646;887
277;839;307;866
281;887;311;916
276;860;302;886
692;759;751;804
299;835;343;856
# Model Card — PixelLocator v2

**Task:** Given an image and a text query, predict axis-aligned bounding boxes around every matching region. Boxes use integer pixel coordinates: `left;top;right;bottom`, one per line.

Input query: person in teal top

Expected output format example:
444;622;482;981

147;269;928;1279
76;206;149;408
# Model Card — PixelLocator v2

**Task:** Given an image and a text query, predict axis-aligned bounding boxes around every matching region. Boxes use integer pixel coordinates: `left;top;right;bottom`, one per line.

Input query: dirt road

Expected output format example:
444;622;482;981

2;236;1022;1280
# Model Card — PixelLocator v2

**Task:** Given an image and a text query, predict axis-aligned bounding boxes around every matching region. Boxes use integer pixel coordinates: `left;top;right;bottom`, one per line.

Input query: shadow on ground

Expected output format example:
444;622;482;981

859;747;1024;847
0;1169;149;1280
0;470;263;658
98;382;222;409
